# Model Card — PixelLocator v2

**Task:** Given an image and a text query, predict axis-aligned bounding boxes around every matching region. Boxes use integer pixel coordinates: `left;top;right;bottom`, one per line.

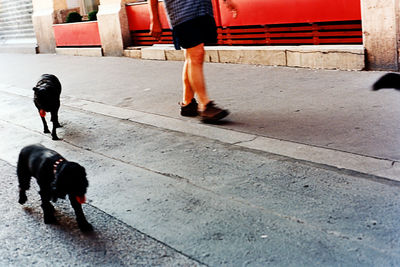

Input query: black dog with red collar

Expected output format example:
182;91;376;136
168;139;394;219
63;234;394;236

17;144;92;232
33;74;62;140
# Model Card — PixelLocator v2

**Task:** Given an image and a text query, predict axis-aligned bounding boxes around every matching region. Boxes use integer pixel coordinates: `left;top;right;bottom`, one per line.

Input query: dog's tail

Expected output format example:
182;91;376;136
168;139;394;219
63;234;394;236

373;73;400;91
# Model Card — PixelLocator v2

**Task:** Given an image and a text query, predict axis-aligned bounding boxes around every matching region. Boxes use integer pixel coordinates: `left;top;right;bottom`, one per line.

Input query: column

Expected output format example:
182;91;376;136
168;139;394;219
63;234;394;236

361;0;400;71
31;0;56;53
97;0;131;56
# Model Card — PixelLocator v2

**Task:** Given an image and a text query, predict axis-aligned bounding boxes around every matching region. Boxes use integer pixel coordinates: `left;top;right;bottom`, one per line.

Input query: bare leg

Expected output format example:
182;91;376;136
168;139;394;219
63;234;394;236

184;43;210;111
182;60;195;106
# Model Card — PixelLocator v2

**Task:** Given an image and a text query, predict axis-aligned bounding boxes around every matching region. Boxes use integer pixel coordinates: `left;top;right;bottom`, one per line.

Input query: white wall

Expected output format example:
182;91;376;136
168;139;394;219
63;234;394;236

67;0;80;8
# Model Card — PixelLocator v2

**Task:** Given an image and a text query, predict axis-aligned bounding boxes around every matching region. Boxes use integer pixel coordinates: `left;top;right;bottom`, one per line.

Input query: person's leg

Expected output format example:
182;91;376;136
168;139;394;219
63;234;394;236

184;43;210;111
176;16;229;121
182;59;195;106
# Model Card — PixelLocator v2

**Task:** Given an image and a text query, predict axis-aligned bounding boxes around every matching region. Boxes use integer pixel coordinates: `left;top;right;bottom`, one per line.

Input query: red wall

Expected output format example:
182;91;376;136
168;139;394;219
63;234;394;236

126;2;169;31
126;0;361;31
218;0;361;27
53;21;101;47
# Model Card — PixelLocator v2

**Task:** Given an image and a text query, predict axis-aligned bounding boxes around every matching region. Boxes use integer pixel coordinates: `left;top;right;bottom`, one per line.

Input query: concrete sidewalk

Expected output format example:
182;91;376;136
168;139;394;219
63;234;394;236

0;53;399;181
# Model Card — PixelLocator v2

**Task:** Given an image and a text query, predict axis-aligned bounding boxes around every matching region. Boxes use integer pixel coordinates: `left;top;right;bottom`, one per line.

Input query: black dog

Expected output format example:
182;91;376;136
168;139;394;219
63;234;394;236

33;74;62;140
373;73;400;91
17;144;93;232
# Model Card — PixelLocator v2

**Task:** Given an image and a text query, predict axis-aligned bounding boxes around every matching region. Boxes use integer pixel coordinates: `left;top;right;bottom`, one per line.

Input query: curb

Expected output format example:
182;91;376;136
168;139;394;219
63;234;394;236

54;44;365;70
1;84;398;182
124;44;365;71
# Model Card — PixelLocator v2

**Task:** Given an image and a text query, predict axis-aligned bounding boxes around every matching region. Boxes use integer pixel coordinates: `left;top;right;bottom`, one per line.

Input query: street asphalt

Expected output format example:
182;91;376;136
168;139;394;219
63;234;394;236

0;53;400;266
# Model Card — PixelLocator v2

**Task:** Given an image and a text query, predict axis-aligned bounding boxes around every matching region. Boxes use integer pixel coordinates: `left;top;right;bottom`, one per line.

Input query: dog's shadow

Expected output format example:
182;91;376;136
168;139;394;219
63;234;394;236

22;203;96;237
57;119;95;143
20;202;143;266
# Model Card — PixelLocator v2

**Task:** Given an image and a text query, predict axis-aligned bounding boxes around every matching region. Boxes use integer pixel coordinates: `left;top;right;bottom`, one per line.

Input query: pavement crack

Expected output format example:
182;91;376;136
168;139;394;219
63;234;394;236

151;171;188;181
231;135;258;145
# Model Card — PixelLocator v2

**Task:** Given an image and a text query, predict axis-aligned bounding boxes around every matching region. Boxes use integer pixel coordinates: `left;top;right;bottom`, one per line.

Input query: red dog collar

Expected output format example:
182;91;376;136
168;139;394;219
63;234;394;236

52;158;86;204
39;109;46;117
53;158;64;175
76;195;86;204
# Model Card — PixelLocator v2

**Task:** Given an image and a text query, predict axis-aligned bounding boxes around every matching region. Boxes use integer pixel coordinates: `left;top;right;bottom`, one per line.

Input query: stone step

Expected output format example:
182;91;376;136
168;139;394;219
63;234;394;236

0;4;32;11
0;19;33;28
0;33;36;40
0;28;35;35
0;44;37;54
0;12;33;20
0;24;34;31
0;7;32;13
124;45;365;71
0;26;34;32
0;0;35;44
0;0;32;9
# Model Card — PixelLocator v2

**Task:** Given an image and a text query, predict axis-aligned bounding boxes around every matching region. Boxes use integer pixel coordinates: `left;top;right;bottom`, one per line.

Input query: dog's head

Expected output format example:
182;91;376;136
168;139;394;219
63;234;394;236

53;162;88;203
33;85;49;105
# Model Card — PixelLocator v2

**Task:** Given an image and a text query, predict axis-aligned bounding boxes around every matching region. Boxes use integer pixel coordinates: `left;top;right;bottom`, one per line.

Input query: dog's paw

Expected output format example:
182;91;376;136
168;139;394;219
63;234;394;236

78;221;93;232
44;215;57;224
52;136;60;141
18;195;27;205
44;129;50;134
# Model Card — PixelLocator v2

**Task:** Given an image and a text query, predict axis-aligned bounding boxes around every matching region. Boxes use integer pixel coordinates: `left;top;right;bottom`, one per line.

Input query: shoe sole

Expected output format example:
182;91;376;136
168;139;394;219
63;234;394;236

200;110;229;123
181;111;199;117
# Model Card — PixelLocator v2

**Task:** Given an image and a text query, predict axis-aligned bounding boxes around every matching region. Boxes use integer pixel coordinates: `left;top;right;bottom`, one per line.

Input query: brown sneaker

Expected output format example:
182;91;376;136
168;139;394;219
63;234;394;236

199;101;229;123
180;98;198;117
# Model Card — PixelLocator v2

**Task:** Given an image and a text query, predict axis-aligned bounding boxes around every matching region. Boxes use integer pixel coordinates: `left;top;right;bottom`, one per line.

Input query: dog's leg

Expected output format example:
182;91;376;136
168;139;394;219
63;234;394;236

16;160;30;204
50;124;59;140
50;111;60;140
40;115;50;134
39;188;57;224
69;195;93;232
50;109;61;128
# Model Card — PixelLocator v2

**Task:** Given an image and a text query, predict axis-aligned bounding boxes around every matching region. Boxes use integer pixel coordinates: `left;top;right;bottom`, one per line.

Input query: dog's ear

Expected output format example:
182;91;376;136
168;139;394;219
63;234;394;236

52;163;69;200
33;87;38;92
55;162;88;197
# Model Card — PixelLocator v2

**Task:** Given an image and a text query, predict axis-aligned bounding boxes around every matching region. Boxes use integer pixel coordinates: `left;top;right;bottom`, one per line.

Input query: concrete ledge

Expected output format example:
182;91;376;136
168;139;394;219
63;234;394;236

204;49;219;63
55;47;103;57
0;45;38;54
286;45;365;70
124;45;365;70
123;48;141;58
0;40;38;54
165;49;184;61
141;46;166;60
217;48;286;66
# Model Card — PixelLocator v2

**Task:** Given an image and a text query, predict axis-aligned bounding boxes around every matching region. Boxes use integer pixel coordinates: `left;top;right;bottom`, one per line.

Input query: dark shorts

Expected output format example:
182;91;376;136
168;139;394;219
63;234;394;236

172;15;218;50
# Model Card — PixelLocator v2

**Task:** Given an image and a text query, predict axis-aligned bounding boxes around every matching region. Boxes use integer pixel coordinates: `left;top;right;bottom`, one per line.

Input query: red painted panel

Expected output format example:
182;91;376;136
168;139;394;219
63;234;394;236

211;0;222;26
126;2;170;31
126;1;362;46
127;0;361;30
126;1;223;30
53;21;101;46
218;0;361;27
